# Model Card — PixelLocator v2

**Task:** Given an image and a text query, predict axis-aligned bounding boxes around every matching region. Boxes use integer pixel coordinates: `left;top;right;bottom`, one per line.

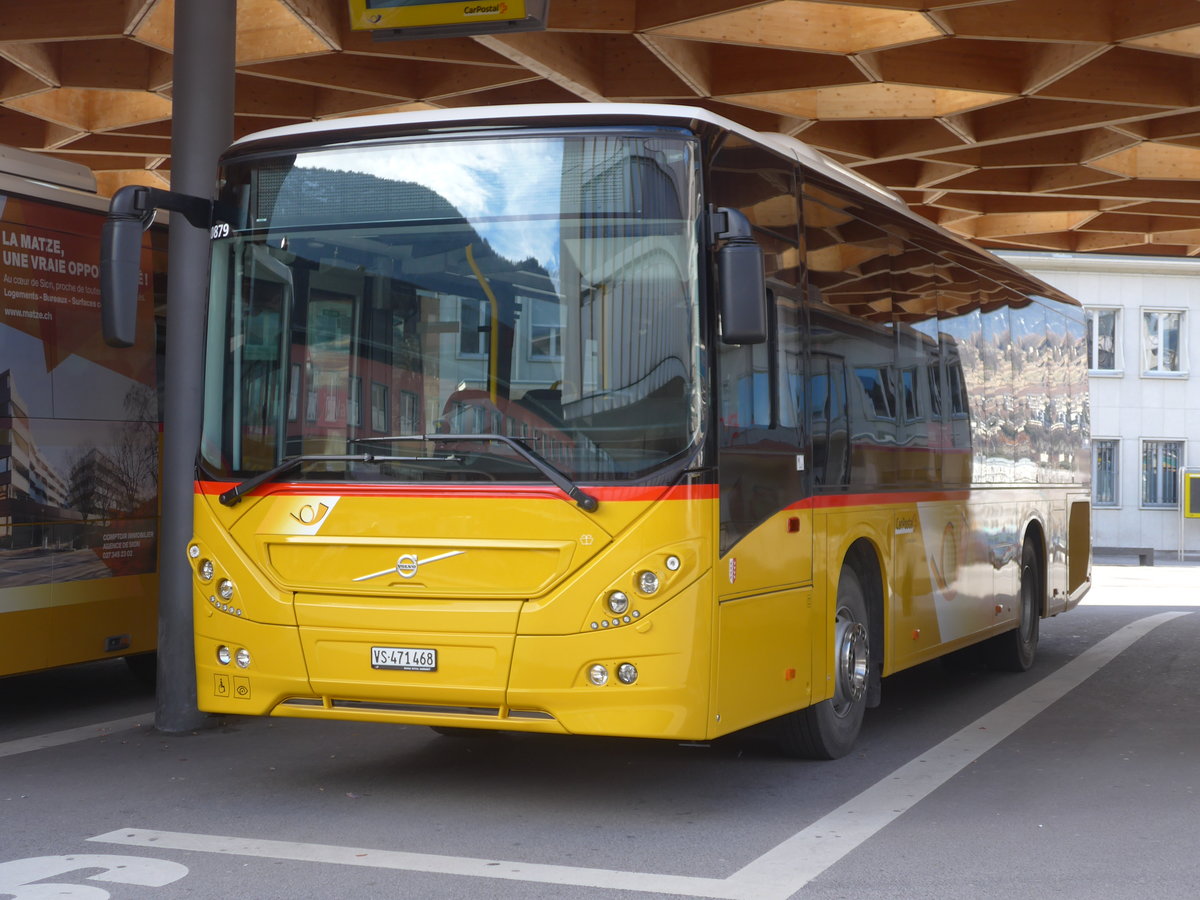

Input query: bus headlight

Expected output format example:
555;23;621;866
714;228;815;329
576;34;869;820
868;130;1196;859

235;648;251;669
588;664;609;686
637;571;660;594
606;591;630;615
217;578;235;601
217;645;232;666
616;663;638;685
198;559;214;581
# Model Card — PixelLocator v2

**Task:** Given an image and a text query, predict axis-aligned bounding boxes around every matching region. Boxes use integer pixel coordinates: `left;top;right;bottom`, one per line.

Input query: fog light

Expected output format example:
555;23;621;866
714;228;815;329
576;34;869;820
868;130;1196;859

216;645;231;666
217;578;234;600
606;590;629;615
617;663;638;685
235;648;251;669
588;664;609;686
637;570;660;594
198;558;214;581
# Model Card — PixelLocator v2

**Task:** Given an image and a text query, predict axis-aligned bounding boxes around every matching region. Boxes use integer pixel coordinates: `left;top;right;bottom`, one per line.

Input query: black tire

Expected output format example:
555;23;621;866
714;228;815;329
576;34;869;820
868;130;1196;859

985;541;1040;672
778;565;870;759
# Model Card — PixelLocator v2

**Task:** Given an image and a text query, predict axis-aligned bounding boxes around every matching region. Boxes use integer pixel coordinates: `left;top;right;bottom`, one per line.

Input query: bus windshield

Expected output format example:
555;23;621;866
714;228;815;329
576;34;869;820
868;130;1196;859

200;130;703;485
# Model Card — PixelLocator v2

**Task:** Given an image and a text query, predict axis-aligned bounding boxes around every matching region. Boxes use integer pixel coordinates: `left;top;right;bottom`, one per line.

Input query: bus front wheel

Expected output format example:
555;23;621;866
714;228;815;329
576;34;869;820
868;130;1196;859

777;564;870;759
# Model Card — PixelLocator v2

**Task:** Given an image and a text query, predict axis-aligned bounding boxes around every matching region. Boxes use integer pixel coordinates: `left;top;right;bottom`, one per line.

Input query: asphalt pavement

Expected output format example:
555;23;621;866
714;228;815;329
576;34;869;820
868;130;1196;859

2;562;1198;900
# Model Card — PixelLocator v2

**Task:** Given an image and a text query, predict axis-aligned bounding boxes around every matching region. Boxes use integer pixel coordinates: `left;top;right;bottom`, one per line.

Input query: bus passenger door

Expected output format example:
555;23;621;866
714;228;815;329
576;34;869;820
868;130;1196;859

713;287;814;734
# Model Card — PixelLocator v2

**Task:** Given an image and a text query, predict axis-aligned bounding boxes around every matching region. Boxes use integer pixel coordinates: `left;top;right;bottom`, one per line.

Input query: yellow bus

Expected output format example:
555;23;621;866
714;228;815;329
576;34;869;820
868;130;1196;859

1;145;166;681
108;104;1091;757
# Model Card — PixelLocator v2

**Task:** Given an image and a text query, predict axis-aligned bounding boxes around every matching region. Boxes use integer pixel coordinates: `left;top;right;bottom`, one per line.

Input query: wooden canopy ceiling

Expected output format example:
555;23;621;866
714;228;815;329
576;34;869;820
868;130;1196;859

6;0;1200;256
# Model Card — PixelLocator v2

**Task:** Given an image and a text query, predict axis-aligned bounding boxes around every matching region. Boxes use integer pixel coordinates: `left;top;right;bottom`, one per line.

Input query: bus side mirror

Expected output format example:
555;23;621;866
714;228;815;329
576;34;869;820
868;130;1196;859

713;206;767;345
100;184;214;347
101;186;151;348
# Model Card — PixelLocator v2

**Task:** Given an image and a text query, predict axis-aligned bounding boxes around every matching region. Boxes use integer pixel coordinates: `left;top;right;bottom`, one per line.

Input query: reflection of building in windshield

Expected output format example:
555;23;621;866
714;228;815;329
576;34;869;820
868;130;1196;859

554;139;695;465
217;135;699;480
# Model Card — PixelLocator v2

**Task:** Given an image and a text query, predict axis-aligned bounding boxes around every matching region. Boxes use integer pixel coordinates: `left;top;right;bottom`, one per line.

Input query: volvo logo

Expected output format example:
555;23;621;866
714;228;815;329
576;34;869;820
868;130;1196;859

353;550;465;582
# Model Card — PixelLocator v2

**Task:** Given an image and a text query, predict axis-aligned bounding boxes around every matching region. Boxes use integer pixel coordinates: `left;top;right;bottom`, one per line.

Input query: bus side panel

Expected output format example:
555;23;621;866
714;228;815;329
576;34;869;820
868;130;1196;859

0;604;51;676
1064;495;1091;609
818;496;1021;679
712;586;812;738
0;577;157;678
51;574;159;664
1045;496;1068;613
711;503;815;737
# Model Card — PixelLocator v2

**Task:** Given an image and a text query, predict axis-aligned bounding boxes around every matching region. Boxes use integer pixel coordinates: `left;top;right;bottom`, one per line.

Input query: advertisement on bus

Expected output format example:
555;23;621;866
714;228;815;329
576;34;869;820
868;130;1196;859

0;192;161;608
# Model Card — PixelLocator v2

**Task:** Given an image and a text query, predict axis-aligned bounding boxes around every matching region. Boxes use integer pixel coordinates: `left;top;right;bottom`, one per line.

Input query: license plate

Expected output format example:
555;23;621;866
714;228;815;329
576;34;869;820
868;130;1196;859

371;646;437;671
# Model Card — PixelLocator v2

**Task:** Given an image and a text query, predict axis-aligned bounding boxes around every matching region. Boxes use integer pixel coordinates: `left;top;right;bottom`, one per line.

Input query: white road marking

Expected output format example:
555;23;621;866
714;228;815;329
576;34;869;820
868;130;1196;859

728;610;1191;898
0;854;188;894
89;611;1189;899
0;714;152;760
89;829;740;898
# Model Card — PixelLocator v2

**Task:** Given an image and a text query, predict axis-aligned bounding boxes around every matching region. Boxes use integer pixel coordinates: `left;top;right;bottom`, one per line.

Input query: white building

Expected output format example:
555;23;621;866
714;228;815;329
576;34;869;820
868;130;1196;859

999;251;1200;559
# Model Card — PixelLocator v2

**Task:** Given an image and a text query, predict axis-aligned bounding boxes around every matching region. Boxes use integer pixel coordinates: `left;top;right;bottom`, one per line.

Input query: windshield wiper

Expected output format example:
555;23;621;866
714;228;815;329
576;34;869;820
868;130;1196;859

354;433;599;512
217;451;461;507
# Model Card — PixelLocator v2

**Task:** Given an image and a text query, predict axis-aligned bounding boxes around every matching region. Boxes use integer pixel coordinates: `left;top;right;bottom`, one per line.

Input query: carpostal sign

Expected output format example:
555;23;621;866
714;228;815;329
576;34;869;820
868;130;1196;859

348;0;528;29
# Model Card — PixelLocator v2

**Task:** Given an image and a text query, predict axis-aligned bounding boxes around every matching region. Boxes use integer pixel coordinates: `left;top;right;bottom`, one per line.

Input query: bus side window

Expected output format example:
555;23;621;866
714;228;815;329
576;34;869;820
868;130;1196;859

810;352;849;489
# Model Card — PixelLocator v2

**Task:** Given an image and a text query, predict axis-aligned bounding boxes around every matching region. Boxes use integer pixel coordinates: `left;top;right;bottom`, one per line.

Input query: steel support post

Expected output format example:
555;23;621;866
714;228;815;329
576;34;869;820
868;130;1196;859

155;0;236;733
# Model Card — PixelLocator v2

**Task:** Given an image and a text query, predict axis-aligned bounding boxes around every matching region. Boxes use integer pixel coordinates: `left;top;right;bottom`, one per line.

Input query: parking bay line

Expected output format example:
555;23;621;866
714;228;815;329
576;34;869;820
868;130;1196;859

91;612;1189;900
0;713;153;760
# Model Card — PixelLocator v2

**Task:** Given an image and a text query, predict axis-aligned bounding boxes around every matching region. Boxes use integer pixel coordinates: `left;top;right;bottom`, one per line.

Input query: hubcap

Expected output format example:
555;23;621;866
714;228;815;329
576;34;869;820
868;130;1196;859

833;611;869;716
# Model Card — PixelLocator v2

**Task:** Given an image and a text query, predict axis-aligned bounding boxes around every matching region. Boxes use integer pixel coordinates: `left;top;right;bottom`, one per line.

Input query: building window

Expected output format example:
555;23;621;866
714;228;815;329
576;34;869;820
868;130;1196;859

305;375;318;422
1086;308;1119;372
371;382;389;433
1142;310;1183;374
1093;439;1118;507
288;364;300;421
528;296;563;359
459;297;488;357
348;376;362;428
399;390;419;434
855;367;896;419
900;367;921;422
1141;440;1182;508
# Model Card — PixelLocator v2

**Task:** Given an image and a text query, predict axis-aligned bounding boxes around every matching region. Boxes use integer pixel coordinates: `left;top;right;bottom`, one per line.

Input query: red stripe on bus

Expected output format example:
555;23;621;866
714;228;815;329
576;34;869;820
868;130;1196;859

804;490;971;509
195;480;971;507
194;481;720;502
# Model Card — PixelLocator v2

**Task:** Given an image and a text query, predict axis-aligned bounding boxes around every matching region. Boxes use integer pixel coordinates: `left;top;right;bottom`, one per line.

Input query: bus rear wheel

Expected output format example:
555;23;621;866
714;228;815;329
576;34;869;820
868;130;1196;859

777;564;870;759
986;541;1040;672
